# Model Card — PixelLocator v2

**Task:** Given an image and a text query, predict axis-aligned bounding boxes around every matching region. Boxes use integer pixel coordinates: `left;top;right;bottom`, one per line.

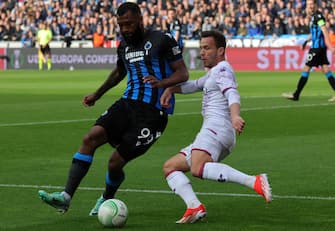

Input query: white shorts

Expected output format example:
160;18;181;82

180;119;236;167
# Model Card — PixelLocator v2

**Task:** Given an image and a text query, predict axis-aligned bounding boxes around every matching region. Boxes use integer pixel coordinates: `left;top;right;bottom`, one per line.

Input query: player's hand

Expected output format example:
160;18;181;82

143;75;163;88
160;88;173;108
82;93;99;107
302;40;308;50
232;115;245;135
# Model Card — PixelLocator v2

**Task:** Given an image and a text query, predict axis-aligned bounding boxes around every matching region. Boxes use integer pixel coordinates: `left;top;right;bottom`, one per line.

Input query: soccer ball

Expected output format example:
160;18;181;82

98;199;128;228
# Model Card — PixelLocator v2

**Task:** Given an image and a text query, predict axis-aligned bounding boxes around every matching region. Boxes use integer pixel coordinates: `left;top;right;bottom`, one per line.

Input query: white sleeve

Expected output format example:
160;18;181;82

224;88;240;106
213;66;238;93
180;75;208;94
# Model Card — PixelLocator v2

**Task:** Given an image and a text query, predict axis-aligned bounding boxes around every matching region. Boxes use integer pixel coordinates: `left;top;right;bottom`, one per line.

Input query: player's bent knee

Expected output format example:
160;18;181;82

82;127;108;149
163;160;176;176
82;133;101;149
190;166;202;178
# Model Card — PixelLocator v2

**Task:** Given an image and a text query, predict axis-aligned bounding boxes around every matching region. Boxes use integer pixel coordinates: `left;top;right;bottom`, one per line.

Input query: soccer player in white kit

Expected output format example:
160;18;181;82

161;30;272;224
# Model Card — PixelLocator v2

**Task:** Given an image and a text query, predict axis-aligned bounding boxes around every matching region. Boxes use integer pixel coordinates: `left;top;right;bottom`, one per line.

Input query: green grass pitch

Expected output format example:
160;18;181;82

0;69;334;231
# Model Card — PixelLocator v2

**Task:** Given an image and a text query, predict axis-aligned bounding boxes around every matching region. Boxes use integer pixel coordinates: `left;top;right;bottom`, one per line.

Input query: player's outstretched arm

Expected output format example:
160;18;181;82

82;67;126;107
143;59;188;88
160;85;182;108
230;103;245;135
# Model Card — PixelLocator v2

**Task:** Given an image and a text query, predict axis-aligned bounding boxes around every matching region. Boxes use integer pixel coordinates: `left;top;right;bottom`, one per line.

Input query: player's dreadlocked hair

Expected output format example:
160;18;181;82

201;30;227;49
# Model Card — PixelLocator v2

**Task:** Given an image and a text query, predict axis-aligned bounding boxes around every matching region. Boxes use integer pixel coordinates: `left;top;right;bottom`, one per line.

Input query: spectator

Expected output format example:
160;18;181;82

63;22;73;48
0;25;7;41
51;21;61;41
226;20;237;38
165;8;184;51
152;15;163;31
106;17;117;41
263;23;273;37
21;30;35;48
191;20;202;40
202;17;212;32
285;16;296;35
92;24;104;48
221;16;233;35
247;19;262;38
2;23;12;41
183;16;195;40
296;17;310;34
272;18;284;37
237;22;248;37
45;10;53;26
12;23;23;41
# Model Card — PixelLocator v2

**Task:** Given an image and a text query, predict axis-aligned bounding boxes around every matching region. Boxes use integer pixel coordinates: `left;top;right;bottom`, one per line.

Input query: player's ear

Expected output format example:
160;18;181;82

217;47;225;57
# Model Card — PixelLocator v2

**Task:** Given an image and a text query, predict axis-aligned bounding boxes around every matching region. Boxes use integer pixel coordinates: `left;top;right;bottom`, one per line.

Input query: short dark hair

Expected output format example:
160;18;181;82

117;2;141;17
201;30;226;49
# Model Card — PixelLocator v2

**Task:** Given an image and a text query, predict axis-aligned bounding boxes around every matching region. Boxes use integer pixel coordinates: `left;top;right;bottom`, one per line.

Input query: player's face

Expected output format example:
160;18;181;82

306;0;315;15
200;37;222;68
40;23;46;30
167;10;175;21
117;11;144;45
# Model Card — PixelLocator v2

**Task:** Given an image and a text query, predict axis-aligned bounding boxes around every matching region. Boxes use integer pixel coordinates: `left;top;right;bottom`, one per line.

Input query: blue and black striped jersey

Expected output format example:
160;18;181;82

168;19;184;49
117;29;183;114
310;11;326;49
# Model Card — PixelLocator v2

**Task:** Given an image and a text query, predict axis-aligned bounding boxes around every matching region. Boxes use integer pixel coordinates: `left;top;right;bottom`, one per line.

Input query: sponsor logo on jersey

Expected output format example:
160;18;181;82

125;50;144;63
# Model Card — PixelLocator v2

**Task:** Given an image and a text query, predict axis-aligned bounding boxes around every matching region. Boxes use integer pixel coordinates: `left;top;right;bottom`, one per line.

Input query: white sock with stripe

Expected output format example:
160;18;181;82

202;162;255;189
166;171;201;208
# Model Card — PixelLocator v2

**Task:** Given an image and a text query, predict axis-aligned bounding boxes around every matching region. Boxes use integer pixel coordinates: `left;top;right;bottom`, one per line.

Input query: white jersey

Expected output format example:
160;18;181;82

180;60;240;164
181;60;239;123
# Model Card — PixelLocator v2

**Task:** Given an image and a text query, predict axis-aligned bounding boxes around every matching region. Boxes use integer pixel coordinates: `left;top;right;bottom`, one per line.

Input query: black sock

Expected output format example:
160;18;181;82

294;77;308;99
327;77;335;91
103;171;125;199
65;157;92;197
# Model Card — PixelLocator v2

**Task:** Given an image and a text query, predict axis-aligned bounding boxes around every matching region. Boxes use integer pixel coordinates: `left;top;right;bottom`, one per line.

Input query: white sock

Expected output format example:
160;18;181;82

166;171;201;208
202;162;256;189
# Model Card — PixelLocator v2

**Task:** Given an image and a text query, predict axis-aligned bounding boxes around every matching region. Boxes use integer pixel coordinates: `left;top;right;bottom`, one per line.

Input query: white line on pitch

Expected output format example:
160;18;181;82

0;102;333;127
0;183;334;201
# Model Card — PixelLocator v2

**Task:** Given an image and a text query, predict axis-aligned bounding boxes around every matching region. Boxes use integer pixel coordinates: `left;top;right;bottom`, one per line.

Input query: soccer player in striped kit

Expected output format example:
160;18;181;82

283;0;335;102
38;2;188;215
161;30;272;224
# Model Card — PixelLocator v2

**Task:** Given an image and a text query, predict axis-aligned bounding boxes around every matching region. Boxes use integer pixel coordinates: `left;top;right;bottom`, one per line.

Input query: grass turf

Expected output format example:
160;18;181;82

0;70;334;230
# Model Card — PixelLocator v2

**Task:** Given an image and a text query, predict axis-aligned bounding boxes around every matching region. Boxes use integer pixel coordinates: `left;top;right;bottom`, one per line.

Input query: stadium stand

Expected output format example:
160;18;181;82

0;0;334;48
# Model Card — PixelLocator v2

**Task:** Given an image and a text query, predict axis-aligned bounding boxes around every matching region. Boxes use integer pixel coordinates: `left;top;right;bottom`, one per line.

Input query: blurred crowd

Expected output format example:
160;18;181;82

1;0;335;48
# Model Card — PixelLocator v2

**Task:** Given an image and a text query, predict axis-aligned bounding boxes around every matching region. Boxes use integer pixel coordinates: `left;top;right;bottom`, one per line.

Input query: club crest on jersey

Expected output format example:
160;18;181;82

144;41;152;55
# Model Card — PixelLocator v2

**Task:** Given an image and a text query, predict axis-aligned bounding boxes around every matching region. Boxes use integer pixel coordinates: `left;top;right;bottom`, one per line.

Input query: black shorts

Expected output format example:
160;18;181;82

305;48;329;67
40;45;51;55
95;99;168;161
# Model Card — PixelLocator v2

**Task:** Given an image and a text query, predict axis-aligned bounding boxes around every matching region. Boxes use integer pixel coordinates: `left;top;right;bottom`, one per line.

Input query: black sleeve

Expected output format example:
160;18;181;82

316;12;326;26
161;32;183;62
